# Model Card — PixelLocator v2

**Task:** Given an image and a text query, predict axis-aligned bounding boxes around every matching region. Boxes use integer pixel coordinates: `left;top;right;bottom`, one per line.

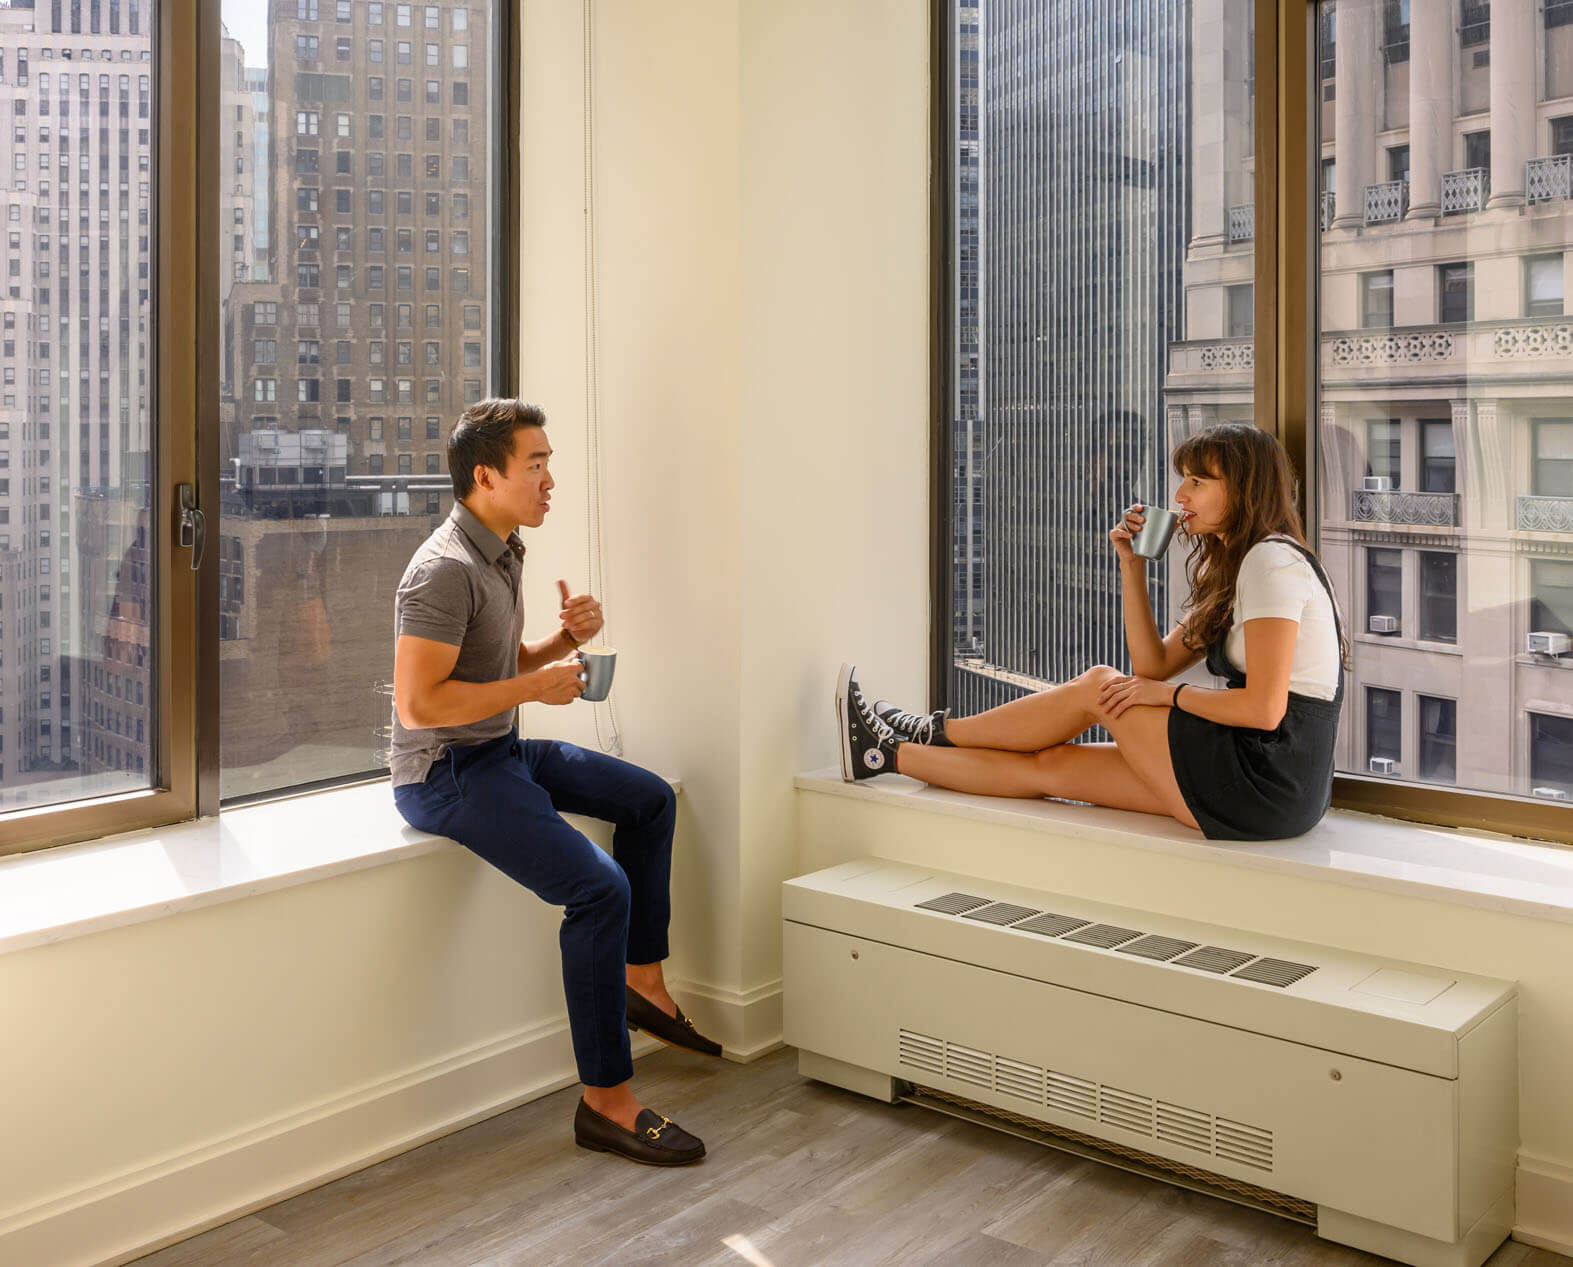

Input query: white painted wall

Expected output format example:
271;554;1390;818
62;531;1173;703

517;0;931;1046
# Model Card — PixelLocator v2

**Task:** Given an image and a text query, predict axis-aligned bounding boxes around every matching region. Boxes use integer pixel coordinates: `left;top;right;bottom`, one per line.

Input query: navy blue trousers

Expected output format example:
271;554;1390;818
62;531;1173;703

393;728;676;1088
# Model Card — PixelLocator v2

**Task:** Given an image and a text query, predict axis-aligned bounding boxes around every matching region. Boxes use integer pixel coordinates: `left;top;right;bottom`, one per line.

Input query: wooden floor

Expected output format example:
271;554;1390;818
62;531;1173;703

133;1046;1571;1267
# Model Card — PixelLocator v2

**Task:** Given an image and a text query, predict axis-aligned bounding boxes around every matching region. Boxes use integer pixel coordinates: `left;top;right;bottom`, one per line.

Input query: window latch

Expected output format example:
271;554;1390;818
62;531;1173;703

177;483;206;572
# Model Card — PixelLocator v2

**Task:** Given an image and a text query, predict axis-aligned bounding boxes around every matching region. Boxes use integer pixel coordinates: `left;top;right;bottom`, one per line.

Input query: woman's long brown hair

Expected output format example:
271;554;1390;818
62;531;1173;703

1172;423;1350;669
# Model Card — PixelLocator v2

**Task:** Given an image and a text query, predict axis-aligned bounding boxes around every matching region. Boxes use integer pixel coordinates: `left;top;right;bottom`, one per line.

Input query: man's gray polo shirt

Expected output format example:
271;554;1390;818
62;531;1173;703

389;502;526;787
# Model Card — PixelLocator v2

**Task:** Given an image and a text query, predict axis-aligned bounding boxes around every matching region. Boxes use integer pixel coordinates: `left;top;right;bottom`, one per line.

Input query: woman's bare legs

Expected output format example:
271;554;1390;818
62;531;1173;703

944;678;1099;752
895;666;1201;831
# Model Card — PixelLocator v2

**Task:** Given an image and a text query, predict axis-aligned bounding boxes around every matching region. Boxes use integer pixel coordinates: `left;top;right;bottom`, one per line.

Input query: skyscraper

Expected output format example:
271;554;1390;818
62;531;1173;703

952;0;1189;715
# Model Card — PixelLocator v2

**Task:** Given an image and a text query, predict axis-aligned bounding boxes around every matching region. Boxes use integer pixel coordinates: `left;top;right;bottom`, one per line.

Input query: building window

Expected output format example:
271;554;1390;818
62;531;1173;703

1367;547;1402;633
1460;0;1490;46
1421;697;1458;780
1361;270;1394;328
1420;419;1455;493
1530;559;1573;637
1387;143;1410;183
1225;284;1252;338
1367;687;1402;772
1418;552;1457;644
1533;420;1573;496
1382;0;1409;63
296;35;320;61
1553;115;1573;157
1530;714;1573;795
1438;262;1473;324
1463;129;1491;174
1526;254;1563;318
1365;418;1400;489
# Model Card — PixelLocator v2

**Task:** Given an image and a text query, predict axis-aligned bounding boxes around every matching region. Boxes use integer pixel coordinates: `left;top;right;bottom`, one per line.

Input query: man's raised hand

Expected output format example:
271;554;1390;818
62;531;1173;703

557;578;605;645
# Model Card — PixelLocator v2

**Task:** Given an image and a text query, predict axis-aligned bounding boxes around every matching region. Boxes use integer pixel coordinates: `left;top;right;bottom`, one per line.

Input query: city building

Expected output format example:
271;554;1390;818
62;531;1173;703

1171;0;1573;800
0;0;156;798
953;0;1189;715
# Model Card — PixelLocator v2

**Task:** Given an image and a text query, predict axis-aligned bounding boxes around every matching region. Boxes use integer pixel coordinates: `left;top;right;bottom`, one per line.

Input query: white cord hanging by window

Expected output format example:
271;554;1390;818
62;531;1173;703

582;0;623;757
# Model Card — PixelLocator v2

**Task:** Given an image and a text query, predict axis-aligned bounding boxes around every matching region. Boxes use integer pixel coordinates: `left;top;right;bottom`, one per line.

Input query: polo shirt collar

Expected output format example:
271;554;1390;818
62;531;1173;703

451;501;526;564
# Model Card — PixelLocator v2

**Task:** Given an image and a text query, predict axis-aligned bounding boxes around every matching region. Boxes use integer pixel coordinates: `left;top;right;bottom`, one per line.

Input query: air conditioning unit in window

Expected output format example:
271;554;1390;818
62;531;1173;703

1369;757;1398;774
1362;476;1391;492
1369;615;1400;634
1527;631;1571;656
1532;787;1570;801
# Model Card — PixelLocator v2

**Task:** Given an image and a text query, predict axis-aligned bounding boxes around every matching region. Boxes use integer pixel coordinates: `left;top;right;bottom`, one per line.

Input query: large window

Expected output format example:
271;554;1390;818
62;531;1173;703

215;0;503;800
1315;0;1573;825
943;0;1253;717
0;0;204;854
931;0;1573;840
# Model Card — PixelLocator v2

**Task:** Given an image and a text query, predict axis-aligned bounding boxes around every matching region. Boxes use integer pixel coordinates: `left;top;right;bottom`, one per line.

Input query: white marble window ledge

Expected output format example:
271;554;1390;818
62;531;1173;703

0;776;681;957
795;770;1573;926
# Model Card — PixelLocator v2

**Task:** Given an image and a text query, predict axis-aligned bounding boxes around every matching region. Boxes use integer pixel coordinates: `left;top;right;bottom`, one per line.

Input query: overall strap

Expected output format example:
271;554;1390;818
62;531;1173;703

1258;534;1347;701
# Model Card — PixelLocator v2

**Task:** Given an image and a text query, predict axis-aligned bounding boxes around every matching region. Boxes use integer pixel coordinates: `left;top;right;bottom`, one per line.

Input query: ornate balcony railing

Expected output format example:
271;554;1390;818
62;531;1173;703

1442;167;1489;215
1320;189;1336;231
1228;203;1254;242
1517;496;1573;533
1351;490;1461;527
1527;155;1573;205
1364;179;1409;224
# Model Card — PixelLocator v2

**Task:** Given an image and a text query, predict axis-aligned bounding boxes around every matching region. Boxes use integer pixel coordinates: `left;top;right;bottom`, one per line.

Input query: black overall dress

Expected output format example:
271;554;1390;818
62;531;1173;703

1167;537;1346;841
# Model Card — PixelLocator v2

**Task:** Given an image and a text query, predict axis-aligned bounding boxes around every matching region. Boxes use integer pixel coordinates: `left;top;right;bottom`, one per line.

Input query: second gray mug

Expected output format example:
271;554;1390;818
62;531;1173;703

1131;506;1181;559
577;646;617;702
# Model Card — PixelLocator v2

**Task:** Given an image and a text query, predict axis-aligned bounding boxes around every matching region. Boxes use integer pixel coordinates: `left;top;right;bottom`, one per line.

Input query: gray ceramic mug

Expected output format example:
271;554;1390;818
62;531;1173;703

576;646;617;702
1130;505;1181;560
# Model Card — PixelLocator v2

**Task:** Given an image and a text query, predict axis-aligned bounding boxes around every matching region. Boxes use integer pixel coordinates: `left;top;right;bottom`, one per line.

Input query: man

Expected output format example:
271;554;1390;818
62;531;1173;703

390;397;720;1166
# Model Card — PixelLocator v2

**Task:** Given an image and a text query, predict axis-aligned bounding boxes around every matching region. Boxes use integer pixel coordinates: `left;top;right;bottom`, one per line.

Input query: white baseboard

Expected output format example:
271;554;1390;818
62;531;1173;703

0;1017;659;1267
670;976;783;1062
1515;1151;1573;1256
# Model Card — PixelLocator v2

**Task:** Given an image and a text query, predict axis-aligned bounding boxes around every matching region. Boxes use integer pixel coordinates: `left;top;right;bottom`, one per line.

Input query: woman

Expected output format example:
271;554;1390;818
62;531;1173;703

836;423;1349;841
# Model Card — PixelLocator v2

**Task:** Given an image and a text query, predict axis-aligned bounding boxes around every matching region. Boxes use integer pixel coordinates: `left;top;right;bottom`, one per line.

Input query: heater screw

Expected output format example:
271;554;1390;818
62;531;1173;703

851;951;860;960
1329;1069;1342;1081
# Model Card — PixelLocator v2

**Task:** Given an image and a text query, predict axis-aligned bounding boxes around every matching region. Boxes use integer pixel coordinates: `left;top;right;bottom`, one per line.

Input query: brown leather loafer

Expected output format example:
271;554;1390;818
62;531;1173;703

573;1098;706;1166
626;989;724;1058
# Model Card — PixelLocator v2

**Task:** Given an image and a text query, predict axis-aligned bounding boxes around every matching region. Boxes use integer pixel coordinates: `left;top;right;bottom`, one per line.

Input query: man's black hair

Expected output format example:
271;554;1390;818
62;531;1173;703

446;398;547;500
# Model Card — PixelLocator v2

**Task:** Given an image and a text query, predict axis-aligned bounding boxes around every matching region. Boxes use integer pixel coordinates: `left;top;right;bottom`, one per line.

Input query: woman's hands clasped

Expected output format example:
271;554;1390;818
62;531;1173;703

1097;673;1173;720
1109;503;1147;563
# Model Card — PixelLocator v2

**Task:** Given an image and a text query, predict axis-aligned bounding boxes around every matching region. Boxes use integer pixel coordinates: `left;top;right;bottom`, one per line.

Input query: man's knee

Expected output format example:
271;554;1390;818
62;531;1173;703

571;847;632;915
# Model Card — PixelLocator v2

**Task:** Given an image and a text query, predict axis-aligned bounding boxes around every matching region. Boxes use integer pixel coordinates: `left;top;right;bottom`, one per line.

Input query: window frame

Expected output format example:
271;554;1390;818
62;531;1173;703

927;0;1573;844
5;0;520;853
3;0;202;857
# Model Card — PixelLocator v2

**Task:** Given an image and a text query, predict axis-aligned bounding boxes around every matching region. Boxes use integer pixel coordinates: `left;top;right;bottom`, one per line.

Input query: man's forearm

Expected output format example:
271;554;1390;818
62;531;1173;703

518;627;578;675
407;674;536;730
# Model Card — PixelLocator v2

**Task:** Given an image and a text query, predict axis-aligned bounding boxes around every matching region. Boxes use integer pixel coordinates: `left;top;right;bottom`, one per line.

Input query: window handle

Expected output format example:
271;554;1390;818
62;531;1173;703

177;483;206;572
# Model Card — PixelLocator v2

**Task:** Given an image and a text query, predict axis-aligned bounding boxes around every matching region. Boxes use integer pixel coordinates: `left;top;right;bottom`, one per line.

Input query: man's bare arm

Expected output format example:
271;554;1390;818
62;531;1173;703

395;634;582;729
518;628;580;676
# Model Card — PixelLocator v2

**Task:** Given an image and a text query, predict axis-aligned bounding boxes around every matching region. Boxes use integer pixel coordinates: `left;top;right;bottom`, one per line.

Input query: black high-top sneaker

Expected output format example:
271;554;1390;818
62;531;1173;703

872;700;954;747
836;663;901;781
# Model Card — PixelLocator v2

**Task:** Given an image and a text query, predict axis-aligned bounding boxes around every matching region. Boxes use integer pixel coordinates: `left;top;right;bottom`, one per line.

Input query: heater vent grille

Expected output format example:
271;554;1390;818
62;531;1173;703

964;902;1041;926
897;1029;944;1075
1119;935;1199;962
915;892;991;916
1063;923;1143;949
1014;912;1093;938
1232;958;1318;989
894;1028;1273;1173
1216;1117;1275;1171
1173;946;1257;974
911;896;1320;989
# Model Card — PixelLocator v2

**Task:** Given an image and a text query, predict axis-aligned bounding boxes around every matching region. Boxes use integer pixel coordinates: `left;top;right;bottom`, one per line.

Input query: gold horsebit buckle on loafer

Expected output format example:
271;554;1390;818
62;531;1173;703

644;1115;675;1141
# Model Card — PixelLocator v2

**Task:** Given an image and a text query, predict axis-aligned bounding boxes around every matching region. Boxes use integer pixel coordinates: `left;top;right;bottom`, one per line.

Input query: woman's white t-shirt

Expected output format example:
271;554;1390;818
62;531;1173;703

1221;537;1342;701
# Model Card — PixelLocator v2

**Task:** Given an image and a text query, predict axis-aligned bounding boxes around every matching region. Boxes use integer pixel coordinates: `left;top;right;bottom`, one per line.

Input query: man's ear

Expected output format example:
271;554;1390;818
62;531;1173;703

471;463;492;493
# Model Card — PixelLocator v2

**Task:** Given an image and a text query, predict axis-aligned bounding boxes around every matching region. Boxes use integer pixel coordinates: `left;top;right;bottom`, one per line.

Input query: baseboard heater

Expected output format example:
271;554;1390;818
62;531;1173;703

782;858;1518;1267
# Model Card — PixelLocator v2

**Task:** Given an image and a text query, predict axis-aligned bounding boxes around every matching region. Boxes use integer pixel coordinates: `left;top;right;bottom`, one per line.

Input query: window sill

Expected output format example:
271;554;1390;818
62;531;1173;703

0;775;681;958
794;769;1573;925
